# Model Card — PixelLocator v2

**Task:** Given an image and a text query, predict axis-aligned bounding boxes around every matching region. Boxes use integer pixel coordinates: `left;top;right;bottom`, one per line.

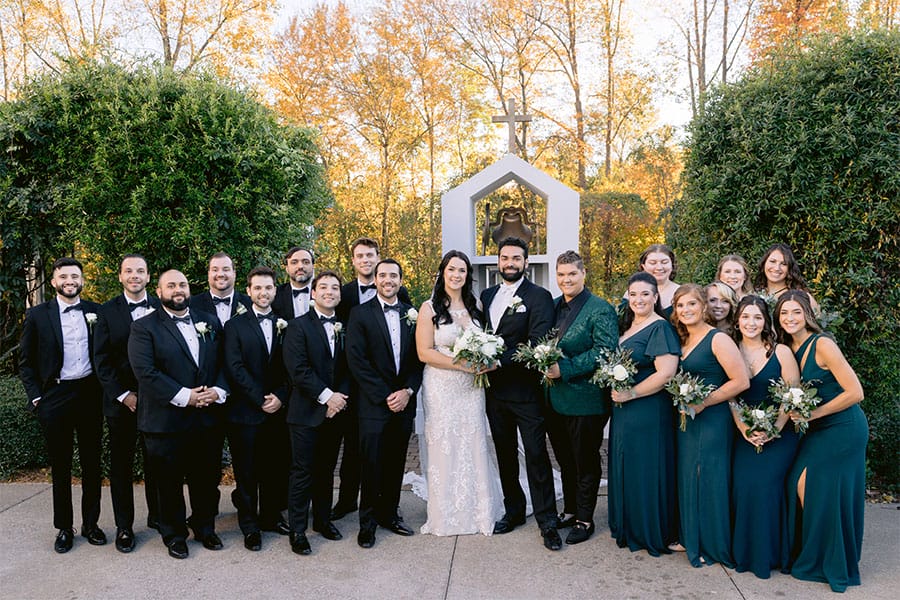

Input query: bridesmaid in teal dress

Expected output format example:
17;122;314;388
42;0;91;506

730;296;801;578
608;272;680;556
670;284;749;568
775;291;867;593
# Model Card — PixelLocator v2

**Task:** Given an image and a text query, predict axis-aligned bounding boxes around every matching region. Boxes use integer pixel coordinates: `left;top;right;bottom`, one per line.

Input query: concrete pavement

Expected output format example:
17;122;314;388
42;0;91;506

1;481;898;599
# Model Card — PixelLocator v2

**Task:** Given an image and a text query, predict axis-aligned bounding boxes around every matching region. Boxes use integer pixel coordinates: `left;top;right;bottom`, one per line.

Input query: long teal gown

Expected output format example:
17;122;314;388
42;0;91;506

731;353;800;578
677;329;735;568
786;334;867;593
608;319;680;556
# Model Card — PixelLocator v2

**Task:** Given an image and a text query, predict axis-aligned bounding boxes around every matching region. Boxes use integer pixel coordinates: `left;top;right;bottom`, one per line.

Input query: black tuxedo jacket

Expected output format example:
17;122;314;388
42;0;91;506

19;297;103;413
336;280;411;323
190;290;252;325
223;311;288;426
128;308;228;433
480;278;555;401
271;282;310;321
93;294;162;417
345;298;422;422
282;311;351;427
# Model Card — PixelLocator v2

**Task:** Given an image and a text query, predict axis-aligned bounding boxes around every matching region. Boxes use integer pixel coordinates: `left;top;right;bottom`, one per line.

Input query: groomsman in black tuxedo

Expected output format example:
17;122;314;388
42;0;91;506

272;247;315;320
93;254;161;552
332;237;410;521
223;266;291;551
19;257;105;553
128;269;229;559
283;270;350;555
481;237;561;551
190;251;252;326
346;259;422;549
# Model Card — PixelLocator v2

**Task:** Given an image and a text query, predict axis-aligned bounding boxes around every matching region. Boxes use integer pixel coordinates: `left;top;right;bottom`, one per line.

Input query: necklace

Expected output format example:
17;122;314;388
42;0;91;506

741;344;767;375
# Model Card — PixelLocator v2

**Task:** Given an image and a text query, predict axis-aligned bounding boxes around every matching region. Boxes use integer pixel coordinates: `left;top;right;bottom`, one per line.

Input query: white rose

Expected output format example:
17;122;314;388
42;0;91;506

481;342;497;356
612;364;629;381
332;321;342;334
679;383;691;396
195;322;209;334
406;308;418;323
789;387;804;400
751;409;766;420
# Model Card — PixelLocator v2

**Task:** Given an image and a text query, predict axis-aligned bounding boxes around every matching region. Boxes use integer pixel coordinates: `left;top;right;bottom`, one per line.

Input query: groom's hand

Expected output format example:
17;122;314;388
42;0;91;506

325;392;348;418
386;388;411;413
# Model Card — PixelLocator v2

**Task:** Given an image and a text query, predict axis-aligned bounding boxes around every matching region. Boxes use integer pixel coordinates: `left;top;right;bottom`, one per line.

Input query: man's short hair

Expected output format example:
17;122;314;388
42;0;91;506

375;258;403;280
497;237;529;259
247;266;277;286
284;246;315;264
556;250;584;271
350;237;380;255
52;257;83;273
208;251;232;265
312;270;343;289
119;253;148;272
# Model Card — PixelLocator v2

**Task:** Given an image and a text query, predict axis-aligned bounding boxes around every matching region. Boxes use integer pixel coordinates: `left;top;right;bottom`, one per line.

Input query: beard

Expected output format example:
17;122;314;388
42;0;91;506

55;283;83;298
161;295;189;312
499;267;524;283
293;272;312;285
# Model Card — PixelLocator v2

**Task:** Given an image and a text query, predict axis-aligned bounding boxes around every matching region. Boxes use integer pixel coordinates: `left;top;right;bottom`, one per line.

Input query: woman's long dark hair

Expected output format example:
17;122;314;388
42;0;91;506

431;250;483;327
620;272;666;334
773;290;822;345
732;295;777;357
753;243;809;291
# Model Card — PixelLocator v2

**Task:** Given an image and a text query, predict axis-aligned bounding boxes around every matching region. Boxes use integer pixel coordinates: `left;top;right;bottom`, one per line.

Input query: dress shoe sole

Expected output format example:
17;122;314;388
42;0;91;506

54;544;73;554
115;541;135;553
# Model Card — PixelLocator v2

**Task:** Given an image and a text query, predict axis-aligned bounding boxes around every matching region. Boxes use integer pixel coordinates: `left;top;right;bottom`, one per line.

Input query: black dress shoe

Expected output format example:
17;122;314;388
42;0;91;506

244;531;262;551
493;514;526;534
313;522;343;541
115;528;135;553
382;519;414;537
542;527;563;551
197;532;223;551
81;525;107;546
330;503;358;521
167;540;189;559
260;518;291;536
565;521;595;545
357;527;376;548
556;513;577;529
290;532;311;555
54;528;75;553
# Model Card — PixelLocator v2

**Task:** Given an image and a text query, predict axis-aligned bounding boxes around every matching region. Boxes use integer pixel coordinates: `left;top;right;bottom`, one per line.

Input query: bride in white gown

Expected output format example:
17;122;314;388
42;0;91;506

415;250;503;536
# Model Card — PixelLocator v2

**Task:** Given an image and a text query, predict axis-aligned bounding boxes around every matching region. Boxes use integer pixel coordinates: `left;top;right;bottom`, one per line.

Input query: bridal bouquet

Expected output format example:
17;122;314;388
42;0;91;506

769;378;820;434
665;370;717;431
451;327;506;388
732;400;781;453
512;329;564;386
591;348;637;407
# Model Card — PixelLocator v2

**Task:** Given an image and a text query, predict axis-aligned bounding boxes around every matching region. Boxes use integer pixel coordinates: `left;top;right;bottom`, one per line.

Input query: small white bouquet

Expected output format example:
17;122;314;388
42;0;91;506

195;321;210;340
769;378;820;434
665;370;717;431
512;329;564;386
591;348;638;407
732;400;781;453
451;327;506;388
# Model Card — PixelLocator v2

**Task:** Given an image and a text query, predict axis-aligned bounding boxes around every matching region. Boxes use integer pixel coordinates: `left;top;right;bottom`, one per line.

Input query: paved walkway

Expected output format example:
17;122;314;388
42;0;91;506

1;477;897;599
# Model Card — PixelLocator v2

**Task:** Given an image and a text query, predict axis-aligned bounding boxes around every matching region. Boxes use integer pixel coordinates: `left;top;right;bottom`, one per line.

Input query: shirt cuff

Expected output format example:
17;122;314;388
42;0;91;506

317;387;333;405
117;390;133;403
171;387;191;407
33;397;41;406
212;387;227;404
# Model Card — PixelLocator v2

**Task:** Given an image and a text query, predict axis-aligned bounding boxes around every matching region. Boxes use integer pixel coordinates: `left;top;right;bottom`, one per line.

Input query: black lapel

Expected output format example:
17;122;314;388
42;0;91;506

483;286;499;331
371;300;395;365
556;290;590;341
47;298;63;354
247;313;270;357
160;311;198;366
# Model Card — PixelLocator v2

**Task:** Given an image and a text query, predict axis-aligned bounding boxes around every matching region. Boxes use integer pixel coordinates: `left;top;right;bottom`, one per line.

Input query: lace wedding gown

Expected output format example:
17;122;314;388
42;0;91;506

420;307;503;536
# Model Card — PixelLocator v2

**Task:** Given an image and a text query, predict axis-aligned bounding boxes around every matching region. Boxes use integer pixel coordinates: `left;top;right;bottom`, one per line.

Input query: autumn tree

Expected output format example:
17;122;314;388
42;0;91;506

750;0;849;60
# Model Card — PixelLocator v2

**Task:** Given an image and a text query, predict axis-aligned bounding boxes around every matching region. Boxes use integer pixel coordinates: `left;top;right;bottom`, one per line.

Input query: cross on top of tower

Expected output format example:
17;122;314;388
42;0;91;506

492;98;532;155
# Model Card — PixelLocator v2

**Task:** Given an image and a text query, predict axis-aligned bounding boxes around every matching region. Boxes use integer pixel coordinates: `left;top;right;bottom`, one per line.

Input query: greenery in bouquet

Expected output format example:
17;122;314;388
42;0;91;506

769;377;820;434
591;347;637;406
665;370;717;431
451;327;506;388
512;329;564;386
732;400;781;454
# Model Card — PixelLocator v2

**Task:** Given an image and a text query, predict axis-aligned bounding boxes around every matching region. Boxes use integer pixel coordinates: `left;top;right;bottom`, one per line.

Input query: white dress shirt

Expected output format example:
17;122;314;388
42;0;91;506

290;284;311;318
211;291;235;325
58;299;92;380
163;307;226;407
489;277;525;331
380;299;402;374
254;308;274;354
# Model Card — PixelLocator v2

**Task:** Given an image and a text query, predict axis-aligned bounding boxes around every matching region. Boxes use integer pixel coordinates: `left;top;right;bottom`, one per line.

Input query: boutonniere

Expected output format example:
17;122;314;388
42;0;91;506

404;308;418;326
276;318;288;337
84;312;98;331
235;303;248;315
332;321;345;344
506;295;526;315
195;321;210;340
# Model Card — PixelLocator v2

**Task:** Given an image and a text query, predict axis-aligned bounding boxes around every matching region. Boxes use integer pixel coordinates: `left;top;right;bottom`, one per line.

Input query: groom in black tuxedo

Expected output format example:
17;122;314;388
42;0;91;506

481;237;561;551
128;269;229;559
93;253;161;552
346;259;422;549
19;257;105;553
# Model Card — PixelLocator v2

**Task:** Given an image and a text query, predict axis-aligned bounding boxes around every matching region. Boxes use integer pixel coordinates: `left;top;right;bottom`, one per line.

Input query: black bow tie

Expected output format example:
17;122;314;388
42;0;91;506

257;313;275;322
63;304;83;313
171;315;191;325
360;283;376;293
128;299;149;311
292;287;309;298
319;315;337;325
212;296;231;305
383;303;401;313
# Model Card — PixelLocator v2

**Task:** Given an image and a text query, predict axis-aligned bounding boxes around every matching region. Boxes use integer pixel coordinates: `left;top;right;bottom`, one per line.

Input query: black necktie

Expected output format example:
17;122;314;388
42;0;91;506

383;303;401;313
292;287;309;298
360;284;376;293
319;315;337;325
63;304;83;313
172;315;191;325
128;299;149;311
257;313;275;322
212;296;231;305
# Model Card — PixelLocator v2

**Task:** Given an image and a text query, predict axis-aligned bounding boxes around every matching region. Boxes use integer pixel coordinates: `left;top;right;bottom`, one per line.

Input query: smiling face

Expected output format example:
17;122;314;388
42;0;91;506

556;261;585;302
375;262;402;302
119;257;150;296
706;285;731;322
443;257;468;292
737;304;766;341
719;260;747;293
285;249;314;287
352;244;379;280
247;274;276;312
158;270;191;313
674;290;705;327
208;256;235;295
52;265;84;300
628;280;657;319
498;244;527;283
778;300;807;337
764;250;788;287
312;275;341;314
642;252;673;286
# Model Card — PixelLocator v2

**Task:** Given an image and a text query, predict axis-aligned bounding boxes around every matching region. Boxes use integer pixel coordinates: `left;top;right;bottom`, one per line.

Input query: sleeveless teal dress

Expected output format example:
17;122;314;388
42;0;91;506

731;353;800;578
786;334;867;592
677;329;734;568
608;319;680;556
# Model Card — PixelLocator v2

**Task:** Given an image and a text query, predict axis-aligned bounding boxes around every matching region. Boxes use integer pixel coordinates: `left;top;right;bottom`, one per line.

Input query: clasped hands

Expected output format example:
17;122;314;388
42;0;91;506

457;360;499;375
386;388;412;413
188;386;219;408
325;392;348;419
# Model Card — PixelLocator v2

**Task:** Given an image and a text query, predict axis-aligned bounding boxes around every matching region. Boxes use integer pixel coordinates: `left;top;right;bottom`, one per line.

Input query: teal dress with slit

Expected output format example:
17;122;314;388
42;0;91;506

677;329;734;568
731;353;800;578
608;319;680;555
786;334;867;593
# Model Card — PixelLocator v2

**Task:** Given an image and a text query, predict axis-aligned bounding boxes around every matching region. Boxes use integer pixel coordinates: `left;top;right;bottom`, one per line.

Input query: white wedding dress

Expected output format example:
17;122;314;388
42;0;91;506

419;306;503;536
